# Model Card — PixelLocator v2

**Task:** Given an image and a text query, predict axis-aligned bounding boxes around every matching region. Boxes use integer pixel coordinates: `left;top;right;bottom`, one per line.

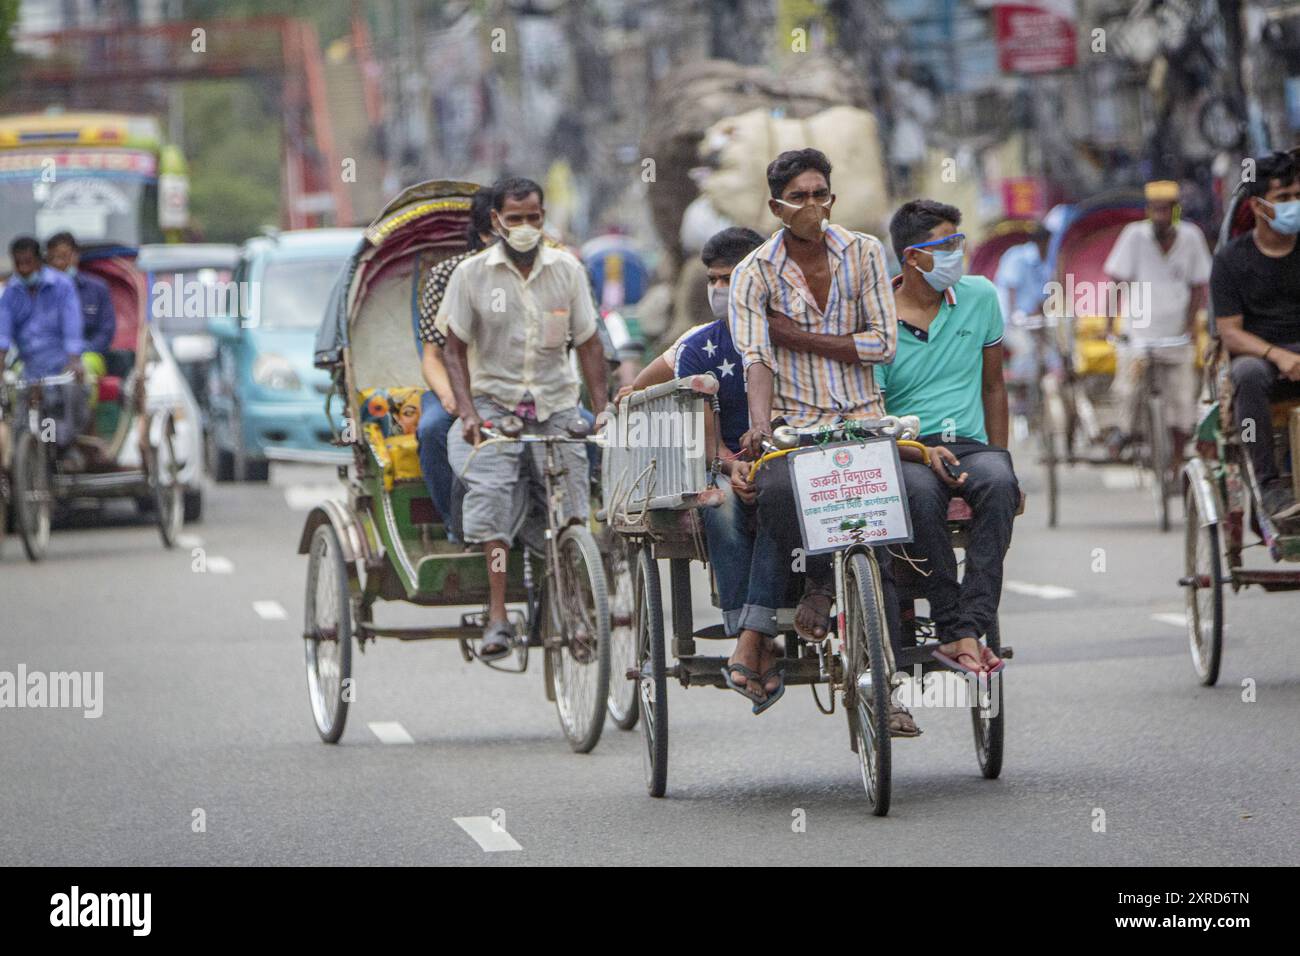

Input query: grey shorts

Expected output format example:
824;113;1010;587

447;396;590;546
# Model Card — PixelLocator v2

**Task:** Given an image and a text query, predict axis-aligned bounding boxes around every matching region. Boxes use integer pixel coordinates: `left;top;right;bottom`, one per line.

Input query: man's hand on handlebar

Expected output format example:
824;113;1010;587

63;357;84;384
728;460;757;504
460;411;483;446
740;422;772;458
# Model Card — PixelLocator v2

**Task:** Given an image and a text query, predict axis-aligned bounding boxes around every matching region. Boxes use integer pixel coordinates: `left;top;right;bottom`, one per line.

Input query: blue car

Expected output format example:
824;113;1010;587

206;228;362;481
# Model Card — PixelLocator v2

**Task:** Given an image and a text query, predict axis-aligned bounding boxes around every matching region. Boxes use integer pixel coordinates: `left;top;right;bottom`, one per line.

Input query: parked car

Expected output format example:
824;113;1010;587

136;242;239;420
206;229;362;481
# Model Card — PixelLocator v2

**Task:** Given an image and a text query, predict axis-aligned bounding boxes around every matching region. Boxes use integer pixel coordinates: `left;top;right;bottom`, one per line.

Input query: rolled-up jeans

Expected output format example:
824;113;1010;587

896;438;1020;641
738;454;903;652
700;477;756;637
1230;343;1300;488
416;390;455;522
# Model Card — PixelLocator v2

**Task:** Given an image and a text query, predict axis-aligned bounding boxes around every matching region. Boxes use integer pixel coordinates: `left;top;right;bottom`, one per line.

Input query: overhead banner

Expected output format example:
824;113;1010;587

994;2;1077;74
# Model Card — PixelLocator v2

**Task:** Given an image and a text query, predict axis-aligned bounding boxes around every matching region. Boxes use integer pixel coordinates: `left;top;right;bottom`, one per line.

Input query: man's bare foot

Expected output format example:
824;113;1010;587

795;583;834;641
936;635;986;674
726;630;766;696
756;636;784;694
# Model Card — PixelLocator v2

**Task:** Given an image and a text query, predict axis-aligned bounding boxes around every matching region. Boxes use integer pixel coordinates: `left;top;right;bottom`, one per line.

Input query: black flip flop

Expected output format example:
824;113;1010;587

751;664;786;715
721;662;766;705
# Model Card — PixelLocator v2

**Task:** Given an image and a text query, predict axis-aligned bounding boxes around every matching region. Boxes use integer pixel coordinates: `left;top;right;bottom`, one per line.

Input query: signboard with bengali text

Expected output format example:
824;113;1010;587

789;438;913;554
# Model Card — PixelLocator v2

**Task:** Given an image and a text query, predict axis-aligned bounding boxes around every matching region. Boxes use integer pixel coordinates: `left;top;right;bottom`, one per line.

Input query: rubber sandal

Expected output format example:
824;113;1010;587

721;662;766;705
931;648;985;676
751;664;786;716
477;620;514;662
888;701;922;737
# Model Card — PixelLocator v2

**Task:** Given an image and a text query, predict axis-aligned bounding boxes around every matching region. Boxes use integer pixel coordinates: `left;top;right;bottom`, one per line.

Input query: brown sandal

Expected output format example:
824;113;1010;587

794;583;835;641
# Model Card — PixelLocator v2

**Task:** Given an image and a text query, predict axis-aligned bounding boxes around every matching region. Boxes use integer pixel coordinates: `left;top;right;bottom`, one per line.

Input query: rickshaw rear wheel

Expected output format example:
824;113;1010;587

12;429;51;562
547;525;611;753
844;550;892;816
605;534;640;730
634;545;668;797
150;413;185;549
1184;485;1223;686
304;523;354;743
972;619;1005;779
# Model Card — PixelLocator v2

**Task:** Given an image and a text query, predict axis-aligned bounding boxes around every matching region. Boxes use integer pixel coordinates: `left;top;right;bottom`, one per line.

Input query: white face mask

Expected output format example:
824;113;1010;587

708;283;729;319
495;214;543;253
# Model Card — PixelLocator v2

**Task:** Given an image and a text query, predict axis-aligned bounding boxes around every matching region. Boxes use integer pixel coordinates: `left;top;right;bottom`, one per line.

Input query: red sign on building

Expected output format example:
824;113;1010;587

994;2;1077;74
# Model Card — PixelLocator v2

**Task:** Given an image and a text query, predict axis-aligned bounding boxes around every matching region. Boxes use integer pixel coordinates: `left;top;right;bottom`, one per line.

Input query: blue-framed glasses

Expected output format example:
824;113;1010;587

907;232;966;254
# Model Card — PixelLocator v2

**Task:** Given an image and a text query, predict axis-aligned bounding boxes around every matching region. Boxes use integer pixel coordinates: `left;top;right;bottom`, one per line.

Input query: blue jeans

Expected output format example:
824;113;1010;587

700;480;756;636
417;391;455;522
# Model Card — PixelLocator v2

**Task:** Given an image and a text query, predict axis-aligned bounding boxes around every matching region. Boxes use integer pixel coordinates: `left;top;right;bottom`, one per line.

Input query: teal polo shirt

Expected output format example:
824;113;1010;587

876;274;1003;443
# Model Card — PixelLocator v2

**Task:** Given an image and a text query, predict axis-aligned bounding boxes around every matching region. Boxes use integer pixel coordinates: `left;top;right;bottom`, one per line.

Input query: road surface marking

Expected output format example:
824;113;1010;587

253;600;288;620
368;721;414;744
285;485;342;511
177;533;204;549
1101;470;1142;490
1151;613;1187;628
1004;580;1076;600
206;556;234;574
454;816;523;852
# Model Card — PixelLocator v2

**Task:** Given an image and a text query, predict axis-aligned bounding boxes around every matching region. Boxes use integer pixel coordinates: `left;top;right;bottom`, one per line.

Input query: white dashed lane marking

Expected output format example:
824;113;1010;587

252;600;288;620
176;533;204;549
368;721;414;745
454;816;523;852
205;556;234;574
1004;580;1077;600
1151;613;1187;628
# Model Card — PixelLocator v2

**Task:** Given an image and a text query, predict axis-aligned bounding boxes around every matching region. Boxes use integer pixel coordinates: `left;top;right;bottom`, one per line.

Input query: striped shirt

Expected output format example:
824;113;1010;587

728;224;897;428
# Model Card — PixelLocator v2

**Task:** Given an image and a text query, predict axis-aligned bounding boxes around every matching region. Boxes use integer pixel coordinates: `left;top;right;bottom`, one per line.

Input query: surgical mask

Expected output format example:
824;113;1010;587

1262;198;1300;235
708;283;729;319
919;249;964;292
774;198;831;241
21;269;41;288
494;214;543;253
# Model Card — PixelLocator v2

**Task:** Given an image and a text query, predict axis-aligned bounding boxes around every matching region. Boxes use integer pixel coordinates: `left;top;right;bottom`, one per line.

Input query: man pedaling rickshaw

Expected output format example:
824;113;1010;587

1210;149;1300;528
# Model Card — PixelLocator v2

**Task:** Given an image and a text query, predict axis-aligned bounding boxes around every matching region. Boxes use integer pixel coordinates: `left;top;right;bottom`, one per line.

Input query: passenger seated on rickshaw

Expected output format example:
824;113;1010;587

617;226;767;628
440;177;609;659
0;237;90;451
1210;150;1300;527
879;200;1018;676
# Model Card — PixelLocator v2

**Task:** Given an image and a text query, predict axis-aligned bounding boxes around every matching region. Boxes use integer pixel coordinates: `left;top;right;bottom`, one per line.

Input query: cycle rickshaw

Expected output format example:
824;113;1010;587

299;179;612;752
1181;174;1300;685
1031;190;1189;531
601;380;1013;815
1;246;195;561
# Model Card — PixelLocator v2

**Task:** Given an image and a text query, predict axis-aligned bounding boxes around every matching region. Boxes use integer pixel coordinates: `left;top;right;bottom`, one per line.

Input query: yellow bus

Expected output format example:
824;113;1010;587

0;110;188;268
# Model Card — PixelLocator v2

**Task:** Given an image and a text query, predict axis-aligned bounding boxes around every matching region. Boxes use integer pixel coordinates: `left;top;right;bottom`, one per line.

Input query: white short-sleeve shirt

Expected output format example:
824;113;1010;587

436;242;598;421
1102;220;1212;343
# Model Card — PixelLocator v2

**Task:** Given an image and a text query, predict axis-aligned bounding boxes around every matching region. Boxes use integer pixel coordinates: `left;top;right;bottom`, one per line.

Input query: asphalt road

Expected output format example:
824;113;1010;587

1;452;1297;866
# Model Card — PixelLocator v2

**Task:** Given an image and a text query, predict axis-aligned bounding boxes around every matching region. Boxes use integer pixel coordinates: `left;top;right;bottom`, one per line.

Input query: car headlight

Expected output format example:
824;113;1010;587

252;354;302;392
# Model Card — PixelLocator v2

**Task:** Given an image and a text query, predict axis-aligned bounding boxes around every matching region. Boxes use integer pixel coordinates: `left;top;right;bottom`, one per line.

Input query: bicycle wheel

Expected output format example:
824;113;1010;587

1145;398;1171;532
1184;485;1223;686
547;524;611;753
605;535;639;729
12;429;51;562
843;550;892;816
151;414;185;548
304;523;354;742
634;545;668;797
972;619;1005;779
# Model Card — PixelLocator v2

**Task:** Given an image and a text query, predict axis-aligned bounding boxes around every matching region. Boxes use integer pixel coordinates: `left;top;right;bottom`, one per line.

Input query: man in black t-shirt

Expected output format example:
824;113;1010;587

1210;150;1300;524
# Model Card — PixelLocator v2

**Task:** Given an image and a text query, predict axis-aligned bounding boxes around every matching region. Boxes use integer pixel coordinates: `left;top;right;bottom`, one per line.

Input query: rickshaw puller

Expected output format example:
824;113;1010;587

1209;150;1300;526
0;236;89;452
879;200;1018;675
440;178;609;659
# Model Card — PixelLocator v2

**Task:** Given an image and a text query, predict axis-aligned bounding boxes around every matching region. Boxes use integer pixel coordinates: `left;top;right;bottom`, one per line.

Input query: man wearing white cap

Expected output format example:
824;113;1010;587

1102;180;1213;469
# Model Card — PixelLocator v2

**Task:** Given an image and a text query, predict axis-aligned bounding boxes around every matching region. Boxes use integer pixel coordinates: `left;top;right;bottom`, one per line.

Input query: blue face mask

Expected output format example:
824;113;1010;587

1263;198;1300;235
920;248;964;291
21;269;42;288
